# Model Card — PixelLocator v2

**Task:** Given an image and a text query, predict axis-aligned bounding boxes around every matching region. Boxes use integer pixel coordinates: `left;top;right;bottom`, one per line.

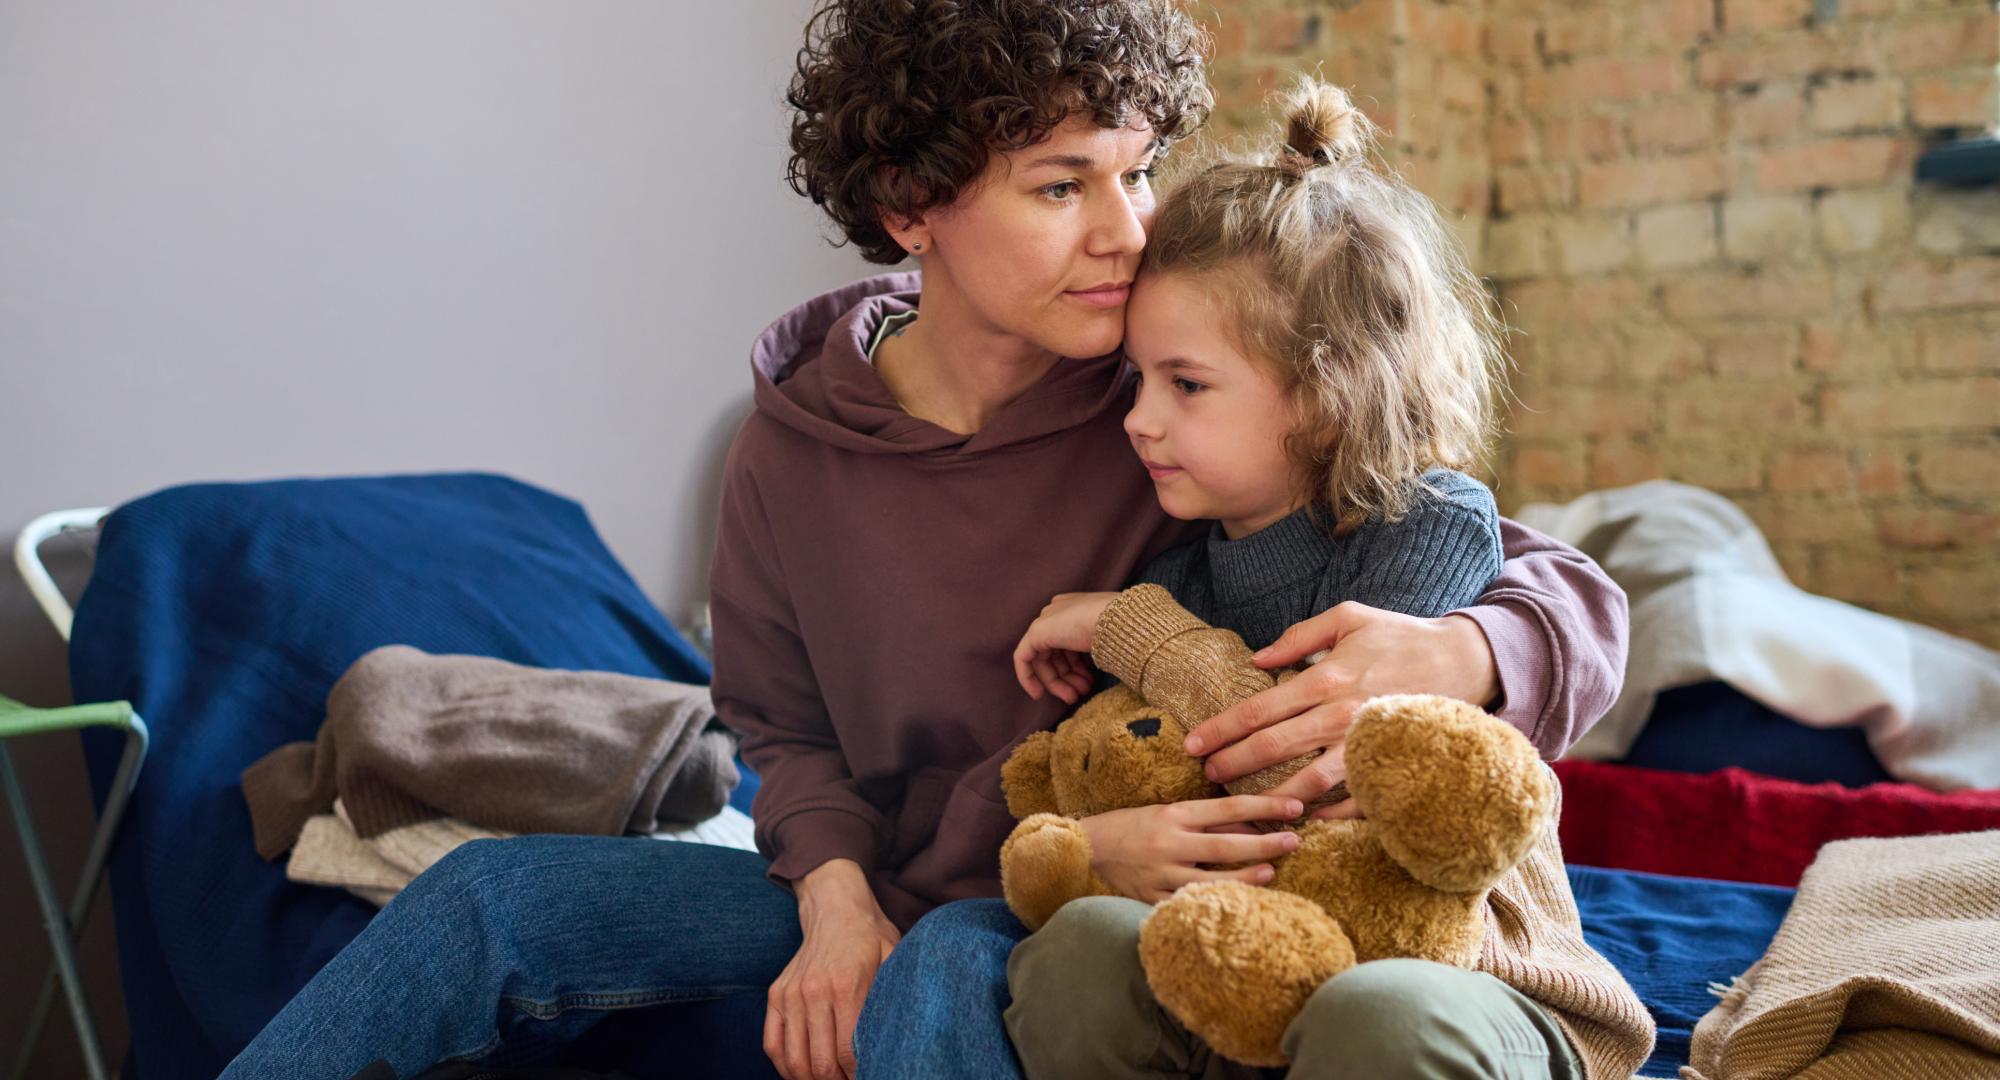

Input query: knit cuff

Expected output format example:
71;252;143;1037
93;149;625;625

1091;584;1210;687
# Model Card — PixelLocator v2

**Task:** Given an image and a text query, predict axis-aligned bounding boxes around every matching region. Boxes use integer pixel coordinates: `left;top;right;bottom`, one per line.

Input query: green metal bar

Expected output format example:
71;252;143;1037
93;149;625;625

0;697;136;739
0;695;145;1080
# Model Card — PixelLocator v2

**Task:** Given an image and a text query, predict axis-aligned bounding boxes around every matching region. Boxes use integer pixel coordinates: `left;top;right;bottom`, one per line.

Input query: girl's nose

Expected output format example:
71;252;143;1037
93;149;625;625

1123;401;1158;442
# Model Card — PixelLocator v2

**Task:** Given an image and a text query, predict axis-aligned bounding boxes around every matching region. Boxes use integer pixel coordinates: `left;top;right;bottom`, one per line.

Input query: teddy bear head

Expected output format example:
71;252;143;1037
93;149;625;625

1001;683;1221;820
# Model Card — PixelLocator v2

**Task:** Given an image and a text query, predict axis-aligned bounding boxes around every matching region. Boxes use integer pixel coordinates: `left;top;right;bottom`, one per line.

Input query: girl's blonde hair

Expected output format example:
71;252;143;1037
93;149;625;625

1144;79;1507;526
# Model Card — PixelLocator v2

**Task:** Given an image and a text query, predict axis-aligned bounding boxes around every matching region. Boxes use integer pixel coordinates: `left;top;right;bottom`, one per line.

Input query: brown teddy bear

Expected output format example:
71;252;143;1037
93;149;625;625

998;585;1556;1066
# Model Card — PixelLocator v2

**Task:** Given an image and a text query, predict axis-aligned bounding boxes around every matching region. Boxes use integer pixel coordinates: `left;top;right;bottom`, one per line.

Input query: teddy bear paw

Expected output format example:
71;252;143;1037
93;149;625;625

1138;881;1356;1067
1000;813;1105;931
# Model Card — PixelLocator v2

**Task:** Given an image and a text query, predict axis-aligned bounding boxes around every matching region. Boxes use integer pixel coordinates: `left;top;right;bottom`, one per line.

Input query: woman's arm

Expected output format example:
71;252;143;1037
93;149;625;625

710;435;896;1080
710;449;885;891
1180;518;1628;812
1443;516;1629;755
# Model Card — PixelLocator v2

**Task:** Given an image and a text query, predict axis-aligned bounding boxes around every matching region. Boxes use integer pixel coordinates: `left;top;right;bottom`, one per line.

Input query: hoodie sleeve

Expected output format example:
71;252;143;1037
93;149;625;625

709;437;885;891
1448;517;1629;760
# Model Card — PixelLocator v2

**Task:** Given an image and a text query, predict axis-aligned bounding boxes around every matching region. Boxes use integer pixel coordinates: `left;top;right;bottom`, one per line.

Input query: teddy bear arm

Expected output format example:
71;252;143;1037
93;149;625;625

1001;730;1060;819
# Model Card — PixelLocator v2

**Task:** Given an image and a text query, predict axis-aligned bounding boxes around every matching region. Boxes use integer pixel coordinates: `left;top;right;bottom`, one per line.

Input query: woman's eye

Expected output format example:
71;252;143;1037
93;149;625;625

1125;167;1156;188
1043;181;1080;202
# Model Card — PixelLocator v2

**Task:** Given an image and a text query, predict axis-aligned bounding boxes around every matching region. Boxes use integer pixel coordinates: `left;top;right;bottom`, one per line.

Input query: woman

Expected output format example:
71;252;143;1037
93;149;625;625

220;4;1624;1079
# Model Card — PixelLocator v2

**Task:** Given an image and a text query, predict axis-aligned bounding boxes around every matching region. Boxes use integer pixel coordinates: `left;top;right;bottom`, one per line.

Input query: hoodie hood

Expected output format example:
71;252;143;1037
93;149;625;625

748;272;1133;457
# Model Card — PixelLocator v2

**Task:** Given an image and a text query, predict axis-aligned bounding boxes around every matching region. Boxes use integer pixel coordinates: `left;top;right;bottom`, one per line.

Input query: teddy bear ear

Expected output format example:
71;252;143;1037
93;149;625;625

1001;730;1062;819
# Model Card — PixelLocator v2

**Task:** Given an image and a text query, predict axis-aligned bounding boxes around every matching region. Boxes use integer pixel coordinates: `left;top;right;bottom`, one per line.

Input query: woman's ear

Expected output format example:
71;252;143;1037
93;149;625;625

880;208;932;258
1001;730;1061;818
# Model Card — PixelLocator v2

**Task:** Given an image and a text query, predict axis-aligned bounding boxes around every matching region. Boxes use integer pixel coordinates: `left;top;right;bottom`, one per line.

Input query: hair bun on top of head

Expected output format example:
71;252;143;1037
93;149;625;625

1277;79;1373;178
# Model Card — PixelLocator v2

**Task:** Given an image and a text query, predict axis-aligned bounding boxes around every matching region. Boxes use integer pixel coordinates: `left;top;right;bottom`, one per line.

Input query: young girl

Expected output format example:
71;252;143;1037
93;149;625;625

1001;81;1651;1080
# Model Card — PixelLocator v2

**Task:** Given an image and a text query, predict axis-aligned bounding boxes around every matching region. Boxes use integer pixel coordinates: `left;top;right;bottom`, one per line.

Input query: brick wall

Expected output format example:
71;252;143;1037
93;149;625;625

1197;0;2000;647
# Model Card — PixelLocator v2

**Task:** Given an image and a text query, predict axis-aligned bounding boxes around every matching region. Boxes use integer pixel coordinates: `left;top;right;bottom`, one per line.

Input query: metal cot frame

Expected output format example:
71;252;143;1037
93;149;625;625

3;508;148;1080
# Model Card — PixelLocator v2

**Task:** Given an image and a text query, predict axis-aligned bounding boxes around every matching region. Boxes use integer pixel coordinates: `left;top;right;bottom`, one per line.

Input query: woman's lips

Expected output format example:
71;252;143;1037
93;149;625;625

1065;284;1131;309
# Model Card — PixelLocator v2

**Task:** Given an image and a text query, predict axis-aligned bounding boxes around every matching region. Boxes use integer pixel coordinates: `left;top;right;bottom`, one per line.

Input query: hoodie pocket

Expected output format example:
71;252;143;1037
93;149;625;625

885;767;958;869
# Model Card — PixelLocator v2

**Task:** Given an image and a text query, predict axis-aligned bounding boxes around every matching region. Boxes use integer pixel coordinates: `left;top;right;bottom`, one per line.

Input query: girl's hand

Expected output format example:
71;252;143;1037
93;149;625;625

1181;602;1499;819
766;859;900;1080
1011;592;1120;705
1078;795;1305;903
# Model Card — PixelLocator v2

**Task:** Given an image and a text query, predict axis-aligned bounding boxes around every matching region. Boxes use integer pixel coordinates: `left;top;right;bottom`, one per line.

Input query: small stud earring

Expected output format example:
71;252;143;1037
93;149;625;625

912;243;922;252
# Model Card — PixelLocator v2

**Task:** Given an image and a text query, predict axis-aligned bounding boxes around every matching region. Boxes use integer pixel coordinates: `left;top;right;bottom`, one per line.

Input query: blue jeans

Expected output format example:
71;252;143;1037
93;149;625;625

220;837;801;1080
856;899;1028;1080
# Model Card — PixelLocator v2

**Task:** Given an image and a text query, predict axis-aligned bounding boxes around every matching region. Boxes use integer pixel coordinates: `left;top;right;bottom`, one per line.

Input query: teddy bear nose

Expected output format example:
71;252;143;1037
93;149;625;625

1127;718;1162;739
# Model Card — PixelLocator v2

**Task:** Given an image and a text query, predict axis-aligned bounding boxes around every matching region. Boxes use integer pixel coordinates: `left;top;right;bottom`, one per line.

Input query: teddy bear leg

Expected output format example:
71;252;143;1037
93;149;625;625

1343;694;1557;894
1000;813;1113;931
1137;881;1356;1067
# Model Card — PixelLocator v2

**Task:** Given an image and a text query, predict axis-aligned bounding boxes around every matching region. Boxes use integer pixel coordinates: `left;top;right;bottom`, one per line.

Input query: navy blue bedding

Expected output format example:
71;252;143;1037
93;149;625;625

1569;865;1794;1078
69;474;712;1079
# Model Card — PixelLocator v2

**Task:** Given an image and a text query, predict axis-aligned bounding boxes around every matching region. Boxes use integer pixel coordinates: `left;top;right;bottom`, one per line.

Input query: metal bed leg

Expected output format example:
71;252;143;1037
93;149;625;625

2;739;111;1080
8;724;145;1080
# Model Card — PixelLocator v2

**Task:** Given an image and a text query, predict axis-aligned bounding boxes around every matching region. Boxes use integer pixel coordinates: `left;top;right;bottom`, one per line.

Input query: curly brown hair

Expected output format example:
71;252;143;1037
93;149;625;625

786;0;1214;264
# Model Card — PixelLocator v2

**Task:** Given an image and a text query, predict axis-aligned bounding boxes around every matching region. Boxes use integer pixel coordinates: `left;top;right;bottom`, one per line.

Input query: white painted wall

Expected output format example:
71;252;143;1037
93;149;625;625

0;4;875;1068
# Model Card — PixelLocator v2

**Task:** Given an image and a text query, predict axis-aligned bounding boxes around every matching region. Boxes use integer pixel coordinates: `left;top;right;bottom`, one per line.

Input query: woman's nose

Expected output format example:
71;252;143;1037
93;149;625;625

1087;188;1148;258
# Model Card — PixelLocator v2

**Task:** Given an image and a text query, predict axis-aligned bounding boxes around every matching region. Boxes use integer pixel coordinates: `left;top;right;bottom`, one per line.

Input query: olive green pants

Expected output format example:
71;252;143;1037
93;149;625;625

1004;896;1584;1080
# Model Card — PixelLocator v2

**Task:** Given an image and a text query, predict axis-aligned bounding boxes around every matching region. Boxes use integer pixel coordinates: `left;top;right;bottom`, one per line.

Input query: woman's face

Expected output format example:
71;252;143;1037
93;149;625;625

1122;271;1303;539
916;114;1160;360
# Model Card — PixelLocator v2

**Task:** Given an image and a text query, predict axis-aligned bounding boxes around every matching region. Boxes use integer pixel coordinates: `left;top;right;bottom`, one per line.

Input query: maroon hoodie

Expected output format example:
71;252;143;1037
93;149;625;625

709;273;1628;930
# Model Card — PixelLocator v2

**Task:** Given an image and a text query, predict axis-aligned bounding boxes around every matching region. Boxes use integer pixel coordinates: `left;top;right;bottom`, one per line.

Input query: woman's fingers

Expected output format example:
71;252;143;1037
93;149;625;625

807;991;844;1080
783;987;811;1080
1202;703;1352;785
834;985;864;1080
1258;742;1349;805
1183;670;1332;759
764;995;792;1080
1250;601;1370;669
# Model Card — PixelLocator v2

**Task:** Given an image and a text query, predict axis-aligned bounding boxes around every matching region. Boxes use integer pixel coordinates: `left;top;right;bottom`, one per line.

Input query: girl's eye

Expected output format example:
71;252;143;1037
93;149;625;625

1172;377;1205;396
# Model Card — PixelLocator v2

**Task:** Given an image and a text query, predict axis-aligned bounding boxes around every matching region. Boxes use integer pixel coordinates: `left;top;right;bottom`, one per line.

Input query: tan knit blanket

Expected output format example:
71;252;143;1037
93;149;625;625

1683;830;2000;1080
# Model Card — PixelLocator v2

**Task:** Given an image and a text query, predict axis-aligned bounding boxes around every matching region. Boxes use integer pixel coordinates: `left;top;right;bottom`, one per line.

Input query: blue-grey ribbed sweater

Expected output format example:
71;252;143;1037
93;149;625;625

1137;469;1504;651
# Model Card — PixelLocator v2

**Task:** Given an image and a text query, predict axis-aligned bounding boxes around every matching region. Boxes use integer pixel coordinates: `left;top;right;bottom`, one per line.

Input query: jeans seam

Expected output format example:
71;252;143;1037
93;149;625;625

500;985;765;1020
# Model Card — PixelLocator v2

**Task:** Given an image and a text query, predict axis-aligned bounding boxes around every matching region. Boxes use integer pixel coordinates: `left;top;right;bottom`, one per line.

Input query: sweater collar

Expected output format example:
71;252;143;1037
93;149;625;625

1201;506;1338;609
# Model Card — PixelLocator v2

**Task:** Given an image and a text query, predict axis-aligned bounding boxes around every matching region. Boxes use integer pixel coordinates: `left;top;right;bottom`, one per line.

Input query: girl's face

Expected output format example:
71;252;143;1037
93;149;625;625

1122;271;1303;539
915;114;1161;361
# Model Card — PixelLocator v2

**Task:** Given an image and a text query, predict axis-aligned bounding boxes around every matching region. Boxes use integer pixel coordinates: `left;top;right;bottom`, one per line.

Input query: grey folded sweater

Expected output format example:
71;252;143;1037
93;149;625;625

242;645;737;860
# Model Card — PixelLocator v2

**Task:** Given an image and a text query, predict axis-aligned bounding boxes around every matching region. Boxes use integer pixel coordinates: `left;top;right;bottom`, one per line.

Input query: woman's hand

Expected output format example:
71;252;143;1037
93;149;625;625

1181;603;1500;820
1011;592;1121;705
1079;794;1306;903
766;859;900;1080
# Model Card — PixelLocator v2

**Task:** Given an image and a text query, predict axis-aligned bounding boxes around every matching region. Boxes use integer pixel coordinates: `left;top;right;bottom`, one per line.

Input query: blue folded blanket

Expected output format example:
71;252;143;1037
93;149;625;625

1568;865;1794;1078
69;474;712;1080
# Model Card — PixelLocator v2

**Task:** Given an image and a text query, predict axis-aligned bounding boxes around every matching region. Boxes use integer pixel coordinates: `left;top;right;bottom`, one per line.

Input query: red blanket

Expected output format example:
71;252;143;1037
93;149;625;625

1554;760;2000;888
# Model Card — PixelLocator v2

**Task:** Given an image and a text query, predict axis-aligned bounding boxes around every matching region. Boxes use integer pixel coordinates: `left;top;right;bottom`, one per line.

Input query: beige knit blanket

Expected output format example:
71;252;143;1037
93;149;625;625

1683;830;2000;1080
